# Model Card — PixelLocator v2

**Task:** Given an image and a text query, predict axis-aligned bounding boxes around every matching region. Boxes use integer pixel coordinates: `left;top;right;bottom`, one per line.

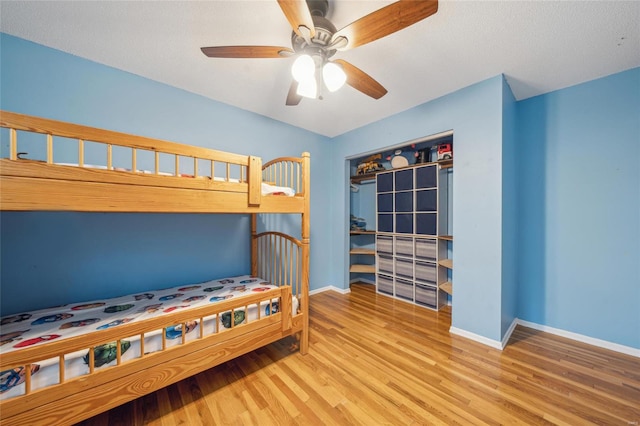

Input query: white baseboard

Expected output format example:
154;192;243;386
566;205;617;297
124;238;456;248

501;317;519;349
310;285;351;296
449;317;516;351
451;318;640;357
449;326;504;350
516;319;640;358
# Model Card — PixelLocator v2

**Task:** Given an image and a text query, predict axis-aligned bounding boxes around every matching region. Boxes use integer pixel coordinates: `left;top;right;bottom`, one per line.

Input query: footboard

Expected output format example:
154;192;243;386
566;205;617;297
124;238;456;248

0;287;293;426
251;230;309;353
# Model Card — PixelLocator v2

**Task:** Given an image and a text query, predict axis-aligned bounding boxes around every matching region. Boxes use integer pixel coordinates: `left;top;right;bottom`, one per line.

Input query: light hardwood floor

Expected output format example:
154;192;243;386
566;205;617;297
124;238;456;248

77;283;640;425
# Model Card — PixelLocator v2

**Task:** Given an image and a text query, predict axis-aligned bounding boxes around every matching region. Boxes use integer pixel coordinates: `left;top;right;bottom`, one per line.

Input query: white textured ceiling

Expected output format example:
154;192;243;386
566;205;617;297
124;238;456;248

1;1;639;137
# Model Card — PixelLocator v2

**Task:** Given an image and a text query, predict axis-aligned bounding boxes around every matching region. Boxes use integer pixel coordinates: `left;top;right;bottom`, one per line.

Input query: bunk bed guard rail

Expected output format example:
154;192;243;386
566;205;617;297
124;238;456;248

0;111;305;212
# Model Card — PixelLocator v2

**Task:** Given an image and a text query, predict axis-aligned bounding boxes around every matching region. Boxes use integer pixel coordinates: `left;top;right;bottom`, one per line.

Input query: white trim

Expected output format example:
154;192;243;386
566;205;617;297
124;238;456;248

449;326;503;350
516;319;640;358
450;318;639;356
310;286;351;296
501;318;518;349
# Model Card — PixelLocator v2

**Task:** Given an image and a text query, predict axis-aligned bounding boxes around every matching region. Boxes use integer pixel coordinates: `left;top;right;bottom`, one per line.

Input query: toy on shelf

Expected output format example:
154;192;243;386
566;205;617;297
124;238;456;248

386;144;418;169
356;154;385;175
350;215;367;231
437;143;453;160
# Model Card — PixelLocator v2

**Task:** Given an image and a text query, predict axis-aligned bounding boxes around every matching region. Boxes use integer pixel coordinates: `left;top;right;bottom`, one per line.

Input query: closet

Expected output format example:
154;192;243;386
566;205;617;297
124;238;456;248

349;137;453;310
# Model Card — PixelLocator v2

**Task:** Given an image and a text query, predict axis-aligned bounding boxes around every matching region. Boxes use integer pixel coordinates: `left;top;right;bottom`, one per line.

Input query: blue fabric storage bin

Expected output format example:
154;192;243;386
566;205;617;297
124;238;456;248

378;214;393;233
416;165;436;189
416;189;437;212
377;172;393;193
377;193;393;212
395;213;414;234
416;212;436;235
394;169;413;191
395;191;413;212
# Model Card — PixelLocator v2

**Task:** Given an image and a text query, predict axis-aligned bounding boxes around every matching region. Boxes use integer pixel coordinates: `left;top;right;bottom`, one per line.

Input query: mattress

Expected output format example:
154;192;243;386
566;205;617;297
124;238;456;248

52;162;296;196
0;274;298;399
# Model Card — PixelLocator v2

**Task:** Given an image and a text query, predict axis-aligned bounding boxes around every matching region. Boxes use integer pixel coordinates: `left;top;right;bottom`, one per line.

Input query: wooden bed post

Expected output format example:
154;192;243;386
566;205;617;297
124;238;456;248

248;156;262;206
251;214;258;277
300;152;311;354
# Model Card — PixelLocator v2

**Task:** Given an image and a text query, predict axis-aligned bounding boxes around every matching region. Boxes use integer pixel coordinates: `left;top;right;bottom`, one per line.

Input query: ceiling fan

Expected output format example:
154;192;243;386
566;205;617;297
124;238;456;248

201;0;438;105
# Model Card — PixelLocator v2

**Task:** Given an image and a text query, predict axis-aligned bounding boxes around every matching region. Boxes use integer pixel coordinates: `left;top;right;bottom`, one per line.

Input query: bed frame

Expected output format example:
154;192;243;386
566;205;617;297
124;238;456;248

0;110;309;213
0;111;310;425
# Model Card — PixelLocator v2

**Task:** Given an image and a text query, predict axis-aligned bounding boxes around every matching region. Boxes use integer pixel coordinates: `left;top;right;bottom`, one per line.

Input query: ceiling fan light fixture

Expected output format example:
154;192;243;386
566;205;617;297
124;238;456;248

291;54;315;82
296;76;317;99
322;62;346;92
202;0;440;105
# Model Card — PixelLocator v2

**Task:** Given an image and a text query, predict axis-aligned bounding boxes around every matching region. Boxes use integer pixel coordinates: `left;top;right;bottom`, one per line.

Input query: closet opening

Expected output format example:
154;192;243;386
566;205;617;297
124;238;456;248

347;130;454;311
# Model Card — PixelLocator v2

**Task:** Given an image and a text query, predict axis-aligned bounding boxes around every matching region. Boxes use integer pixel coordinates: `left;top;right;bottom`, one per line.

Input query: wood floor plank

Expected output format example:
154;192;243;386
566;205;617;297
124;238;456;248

75;283;640;425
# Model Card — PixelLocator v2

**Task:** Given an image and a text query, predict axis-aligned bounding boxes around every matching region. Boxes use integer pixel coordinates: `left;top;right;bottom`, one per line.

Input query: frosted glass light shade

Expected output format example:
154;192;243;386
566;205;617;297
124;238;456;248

322;62;346;92
291;54;315;82
296;77;317;98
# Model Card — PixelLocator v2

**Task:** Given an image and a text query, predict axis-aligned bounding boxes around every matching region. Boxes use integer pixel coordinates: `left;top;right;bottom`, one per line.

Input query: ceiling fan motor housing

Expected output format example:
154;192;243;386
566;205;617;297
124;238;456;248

291;14;337;61
306;0;330;18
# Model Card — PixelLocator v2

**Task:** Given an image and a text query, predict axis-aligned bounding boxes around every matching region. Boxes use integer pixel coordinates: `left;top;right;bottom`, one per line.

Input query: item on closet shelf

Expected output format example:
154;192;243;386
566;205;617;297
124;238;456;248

417;148;430;163
386;144;418;169
437;143;453;160
390;152;409;168
350;215;367;231
356;154;385;175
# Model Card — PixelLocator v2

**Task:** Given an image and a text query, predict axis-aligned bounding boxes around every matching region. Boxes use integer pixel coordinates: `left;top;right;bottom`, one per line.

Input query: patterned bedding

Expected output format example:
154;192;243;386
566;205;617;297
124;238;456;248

52;162;296;196
0;275;297;399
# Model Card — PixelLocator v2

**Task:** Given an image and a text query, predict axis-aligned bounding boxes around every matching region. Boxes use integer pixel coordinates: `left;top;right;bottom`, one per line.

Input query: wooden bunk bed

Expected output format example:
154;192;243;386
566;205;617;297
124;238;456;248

0;111;310;425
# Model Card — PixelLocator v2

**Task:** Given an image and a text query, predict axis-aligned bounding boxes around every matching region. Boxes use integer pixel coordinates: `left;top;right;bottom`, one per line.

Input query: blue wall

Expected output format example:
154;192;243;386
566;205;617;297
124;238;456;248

0;34;332;315
1;212;251;312
517;68;640;349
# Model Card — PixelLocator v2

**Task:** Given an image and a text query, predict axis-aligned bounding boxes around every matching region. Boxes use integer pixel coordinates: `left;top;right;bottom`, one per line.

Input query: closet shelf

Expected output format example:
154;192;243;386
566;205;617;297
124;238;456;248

439;159;453;169
438;259;453;269
350;173;377;184
350;230;376;235
350;248;375;255
439;281;453;295
350;264;376;273
351;159;453;184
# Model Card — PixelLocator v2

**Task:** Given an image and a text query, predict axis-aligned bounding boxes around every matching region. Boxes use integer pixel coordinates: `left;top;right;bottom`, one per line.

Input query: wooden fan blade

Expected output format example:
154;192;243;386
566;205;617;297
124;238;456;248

201;46;294;58
286;80;302;106
334;59;387;100
330;0;438;51
277;0;315;39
